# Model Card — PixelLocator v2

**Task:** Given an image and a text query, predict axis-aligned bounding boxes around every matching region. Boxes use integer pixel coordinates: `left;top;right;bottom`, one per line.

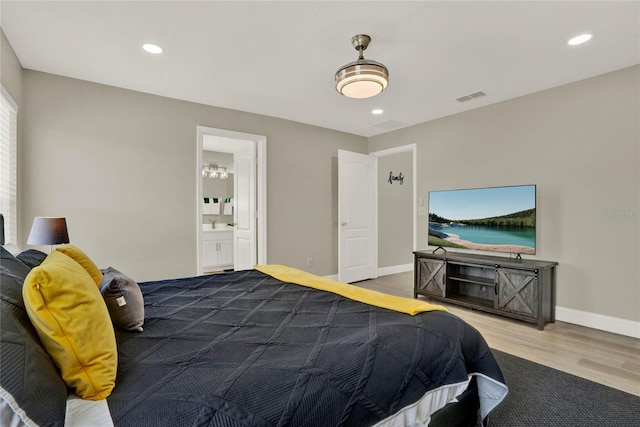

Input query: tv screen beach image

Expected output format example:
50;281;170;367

428;185;536;255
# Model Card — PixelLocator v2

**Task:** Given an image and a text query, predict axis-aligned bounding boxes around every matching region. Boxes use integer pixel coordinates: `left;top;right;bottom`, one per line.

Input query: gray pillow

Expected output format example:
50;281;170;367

0;246;31;309
16;249;48;269
99;267;144;332
1;247;67;426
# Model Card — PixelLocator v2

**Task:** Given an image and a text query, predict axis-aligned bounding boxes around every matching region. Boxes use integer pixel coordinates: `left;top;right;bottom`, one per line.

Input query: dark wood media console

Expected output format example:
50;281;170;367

414;250;558;330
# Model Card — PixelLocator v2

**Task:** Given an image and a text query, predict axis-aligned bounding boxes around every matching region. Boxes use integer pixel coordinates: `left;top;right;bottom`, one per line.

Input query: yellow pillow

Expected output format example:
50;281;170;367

56;244;103;287
23;250;117;400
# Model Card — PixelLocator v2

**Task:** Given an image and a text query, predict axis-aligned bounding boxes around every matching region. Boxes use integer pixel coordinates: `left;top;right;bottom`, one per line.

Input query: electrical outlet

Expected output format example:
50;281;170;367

418;207;427;216
307;257;313;267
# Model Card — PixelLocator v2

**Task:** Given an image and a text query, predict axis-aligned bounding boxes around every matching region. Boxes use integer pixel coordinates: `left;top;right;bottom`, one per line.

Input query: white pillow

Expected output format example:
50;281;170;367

1;242;21;256
65;394;114;427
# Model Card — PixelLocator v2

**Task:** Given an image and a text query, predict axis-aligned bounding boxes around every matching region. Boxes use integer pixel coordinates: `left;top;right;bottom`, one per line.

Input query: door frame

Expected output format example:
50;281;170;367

196;126;267;274
370;144;417;272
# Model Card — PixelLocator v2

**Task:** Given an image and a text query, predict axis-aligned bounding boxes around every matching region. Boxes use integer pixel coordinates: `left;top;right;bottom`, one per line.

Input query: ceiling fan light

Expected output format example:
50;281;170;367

335;34;389;99
335;63;389;99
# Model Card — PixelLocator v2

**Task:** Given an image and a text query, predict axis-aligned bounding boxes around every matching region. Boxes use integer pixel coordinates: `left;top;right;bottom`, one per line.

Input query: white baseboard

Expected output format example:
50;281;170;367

325;264;413;282
377;263;413;277
556;306;640;339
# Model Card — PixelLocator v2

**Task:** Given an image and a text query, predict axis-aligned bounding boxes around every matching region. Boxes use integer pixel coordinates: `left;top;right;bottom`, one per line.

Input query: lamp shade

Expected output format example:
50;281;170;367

27;217;70;245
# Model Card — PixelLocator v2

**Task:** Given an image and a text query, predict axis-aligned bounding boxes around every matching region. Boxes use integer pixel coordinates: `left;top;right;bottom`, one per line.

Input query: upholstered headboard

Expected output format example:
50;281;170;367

0;213;5;245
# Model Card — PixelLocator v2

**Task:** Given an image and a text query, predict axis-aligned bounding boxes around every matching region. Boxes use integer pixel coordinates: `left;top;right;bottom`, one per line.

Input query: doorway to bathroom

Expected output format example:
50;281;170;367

196;126;267;274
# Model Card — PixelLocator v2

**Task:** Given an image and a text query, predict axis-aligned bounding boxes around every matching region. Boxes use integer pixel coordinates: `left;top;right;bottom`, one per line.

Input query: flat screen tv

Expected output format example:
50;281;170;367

428;184;536;255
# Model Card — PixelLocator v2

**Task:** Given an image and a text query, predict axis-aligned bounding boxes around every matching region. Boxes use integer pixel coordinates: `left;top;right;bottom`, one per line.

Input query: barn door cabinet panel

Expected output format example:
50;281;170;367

415;257;446;298
496;268;538;319
414;251;557;330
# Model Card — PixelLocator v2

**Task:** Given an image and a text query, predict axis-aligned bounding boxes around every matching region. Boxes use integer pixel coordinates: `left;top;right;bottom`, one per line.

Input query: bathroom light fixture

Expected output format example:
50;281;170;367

202;164;228;179
335;34;389;99
142;43;164;54
27;217;69;252
371;109;384;115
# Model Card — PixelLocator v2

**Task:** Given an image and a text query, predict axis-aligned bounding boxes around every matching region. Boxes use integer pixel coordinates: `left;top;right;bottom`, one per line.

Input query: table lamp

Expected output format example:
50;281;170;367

27;217;70;252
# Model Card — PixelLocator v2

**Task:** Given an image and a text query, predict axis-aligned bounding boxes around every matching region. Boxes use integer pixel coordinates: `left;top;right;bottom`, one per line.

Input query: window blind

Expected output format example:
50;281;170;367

0;88;18;244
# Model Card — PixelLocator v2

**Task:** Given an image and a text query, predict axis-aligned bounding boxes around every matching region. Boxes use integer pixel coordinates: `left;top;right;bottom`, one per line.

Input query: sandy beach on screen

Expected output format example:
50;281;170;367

444;233;535;255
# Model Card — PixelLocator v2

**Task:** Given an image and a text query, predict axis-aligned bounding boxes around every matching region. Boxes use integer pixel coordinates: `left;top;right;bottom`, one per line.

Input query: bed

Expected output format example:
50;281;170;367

1;242;507;427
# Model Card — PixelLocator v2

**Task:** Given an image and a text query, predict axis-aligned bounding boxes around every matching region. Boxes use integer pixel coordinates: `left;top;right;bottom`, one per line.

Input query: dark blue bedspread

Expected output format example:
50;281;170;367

108;269;505;426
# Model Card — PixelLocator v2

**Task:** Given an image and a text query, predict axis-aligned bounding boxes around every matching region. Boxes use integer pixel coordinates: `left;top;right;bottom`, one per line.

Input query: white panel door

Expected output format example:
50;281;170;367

338;150;377;283
234;143;256;270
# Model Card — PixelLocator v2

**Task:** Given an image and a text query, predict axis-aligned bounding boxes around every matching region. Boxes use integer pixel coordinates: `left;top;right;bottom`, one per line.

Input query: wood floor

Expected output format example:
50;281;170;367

355;271;640;397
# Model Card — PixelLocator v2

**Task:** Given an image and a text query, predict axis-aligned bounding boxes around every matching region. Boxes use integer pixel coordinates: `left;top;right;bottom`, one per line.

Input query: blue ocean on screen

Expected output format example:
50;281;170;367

431;223;535;248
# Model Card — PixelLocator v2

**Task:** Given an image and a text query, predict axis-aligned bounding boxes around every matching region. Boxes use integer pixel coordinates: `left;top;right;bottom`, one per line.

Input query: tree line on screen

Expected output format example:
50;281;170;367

429;208;535;228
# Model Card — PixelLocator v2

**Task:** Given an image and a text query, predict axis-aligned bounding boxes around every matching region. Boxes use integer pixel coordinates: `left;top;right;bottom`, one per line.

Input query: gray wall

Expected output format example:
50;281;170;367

377;151;413;268
369;66;640;323
21;71;367;281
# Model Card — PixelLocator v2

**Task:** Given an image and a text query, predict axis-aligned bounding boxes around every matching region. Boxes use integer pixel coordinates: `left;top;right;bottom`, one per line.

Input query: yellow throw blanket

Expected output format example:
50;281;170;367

254;265;447;316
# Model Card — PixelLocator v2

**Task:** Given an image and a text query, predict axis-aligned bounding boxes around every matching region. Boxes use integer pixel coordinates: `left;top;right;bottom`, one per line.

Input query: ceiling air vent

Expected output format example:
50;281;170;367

456;91;486;103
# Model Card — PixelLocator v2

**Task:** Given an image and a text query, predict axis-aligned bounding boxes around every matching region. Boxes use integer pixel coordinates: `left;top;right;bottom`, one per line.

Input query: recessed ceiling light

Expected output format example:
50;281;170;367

371;109;384;115
568;34;592;46
142;43;164;54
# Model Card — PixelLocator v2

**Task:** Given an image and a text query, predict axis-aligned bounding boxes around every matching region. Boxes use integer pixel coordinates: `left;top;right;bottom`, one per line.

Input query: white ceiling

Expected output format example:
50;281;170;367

2;1;638;137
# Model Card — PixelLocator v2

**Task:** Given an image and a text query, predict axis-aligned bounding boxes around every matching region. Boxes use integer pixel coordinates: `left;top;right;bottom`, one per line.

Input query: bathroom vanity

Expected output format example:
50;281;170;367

202;227;233;272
